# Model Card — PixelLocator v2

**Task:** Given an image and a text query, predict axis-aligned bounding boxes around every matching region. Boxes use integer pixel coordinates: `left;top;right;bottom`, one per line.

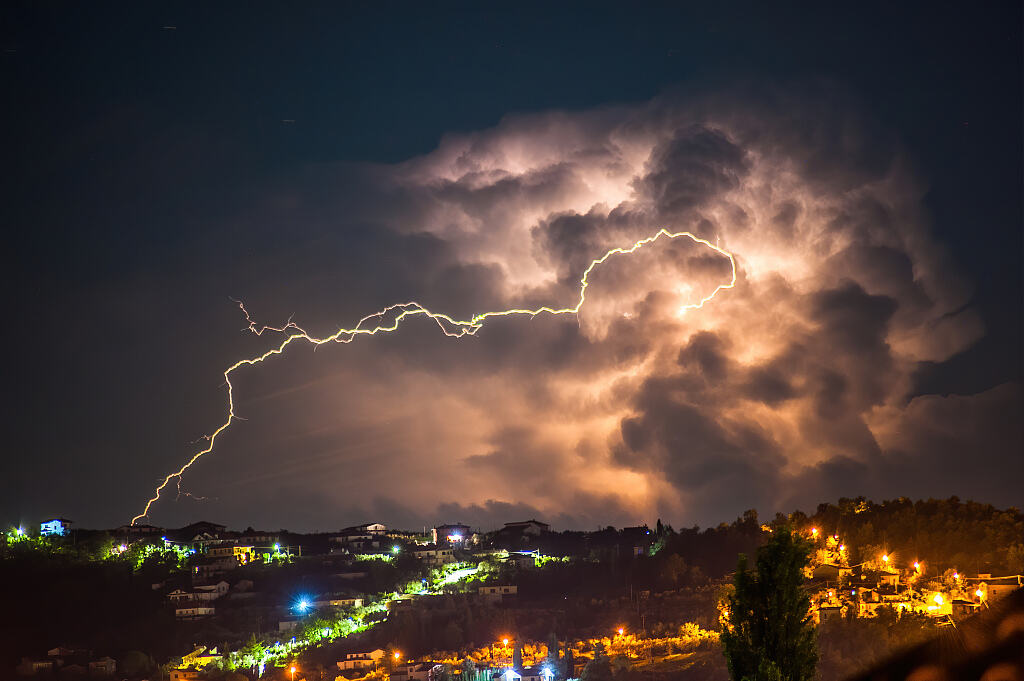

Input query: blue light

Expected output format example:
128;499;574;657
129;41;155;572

296;598;310;613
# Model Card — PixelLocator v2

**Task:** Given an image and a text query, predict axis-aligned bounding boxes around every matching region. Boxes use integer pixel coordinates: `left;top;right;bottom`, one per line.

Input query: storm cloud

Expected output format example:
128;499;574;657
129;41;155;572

103;85;1023;529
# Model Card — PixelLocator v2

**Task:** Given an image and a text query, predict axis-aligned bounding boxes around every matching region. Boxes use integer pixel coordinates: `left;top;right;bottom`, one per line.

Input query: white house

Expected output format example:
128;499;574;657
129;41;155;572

336;649;386;670
193;581;230;601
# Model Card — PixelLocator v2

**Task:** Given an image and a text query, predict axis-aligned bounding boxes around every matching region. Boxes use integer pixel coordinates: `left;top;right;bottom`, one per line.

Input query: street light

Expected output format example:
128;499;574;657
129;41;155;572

617;628;624;636
290;665;297;681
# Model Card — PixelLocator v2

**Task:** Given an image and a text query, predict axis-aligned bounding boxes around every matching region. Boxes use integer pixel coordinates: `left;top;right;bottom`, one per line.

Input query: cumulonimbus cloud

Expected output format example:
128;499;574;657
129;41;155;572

178;83;1020;529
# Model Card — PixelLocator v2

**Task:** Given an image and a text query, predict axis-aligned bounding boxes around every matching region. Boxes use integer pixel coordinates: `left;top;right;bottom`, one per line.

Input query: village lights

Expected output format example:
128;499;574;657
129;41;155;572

290;665;297;681
296;598;310;613
839;544;845;551
502;638;509;646
933;593;944;606
394;652;401;660
541;667;554;681
811;528;818;536
392;546;400;554
913;562;920;571
15;527;23;536
976;589;984;599
882;554;889;563
953;572;959;580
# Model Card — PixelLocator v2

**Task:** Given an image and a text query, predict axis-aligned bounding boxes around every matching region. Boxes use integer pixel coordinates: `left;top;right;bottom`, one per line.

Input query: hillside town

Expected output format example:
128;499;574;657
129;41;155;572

3;498;1023;680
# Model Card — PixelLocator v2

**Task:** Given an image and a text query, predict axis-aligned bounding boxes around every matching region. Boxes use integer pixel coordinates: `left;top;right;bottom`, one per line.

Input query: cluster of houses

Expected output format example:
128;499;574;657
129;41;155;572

333;650;558;681
804;530;1024;624
16;648;116;678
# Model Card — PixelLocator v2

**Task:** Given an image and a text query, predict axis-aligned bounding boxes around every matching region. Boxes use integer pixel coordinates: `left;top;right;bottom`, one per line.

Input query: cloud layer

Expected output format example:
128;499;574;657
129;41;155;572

141;84;1021;530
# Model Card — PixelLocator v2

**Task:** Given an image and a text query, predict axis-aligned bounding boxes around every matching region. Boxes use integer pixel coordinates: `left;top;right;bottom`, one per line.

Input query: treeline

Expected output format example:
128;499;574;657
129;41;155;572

792;496;1024;573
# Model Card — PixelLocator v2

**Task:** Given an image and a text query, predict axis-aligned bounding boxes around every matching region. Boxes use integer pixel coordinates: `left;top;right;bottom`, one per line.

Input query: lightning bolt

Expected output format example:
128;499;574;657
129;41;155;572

131;228;736;524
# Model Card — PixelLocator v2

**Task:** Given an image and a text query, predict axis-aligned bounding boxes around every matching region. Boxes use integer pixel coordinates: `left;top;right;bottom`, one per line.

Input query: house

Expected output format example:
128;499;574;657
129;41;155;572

433;523;472;545
194;580;230;601
491;669;546;681
170;670;203;681
969;575;1023;602
878;568;900;588
16;659;55;675
88;657;117;675
392;662;437;681
413;545;455;566
479;585;518;601
951;598;981;620
325;597;365;609
503;520;550;536
40;517;72;536
818;605;844;624
331;524;388;551
181;647;208;666
812;564;851;582
174;604;215;620
192;555;238;580
508;551;537;569
336;649;386;670
208;544;256;565
167;589;192;602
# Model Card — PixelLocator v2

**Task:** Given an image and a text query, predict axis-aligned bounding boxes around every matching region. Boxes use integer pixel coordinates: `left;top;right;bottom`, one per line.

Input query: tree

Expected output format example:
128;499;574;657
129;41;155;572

579;644;612;681
239;634;268;674
721;526;817;681
544;632;561;679
563;644;575;680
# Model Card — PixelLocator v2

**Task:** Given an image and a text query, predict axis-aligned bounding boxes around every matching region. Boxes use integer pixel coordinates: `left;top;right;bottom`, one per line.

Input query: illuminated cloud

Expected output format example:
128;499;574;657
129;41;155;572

141;84;1020;529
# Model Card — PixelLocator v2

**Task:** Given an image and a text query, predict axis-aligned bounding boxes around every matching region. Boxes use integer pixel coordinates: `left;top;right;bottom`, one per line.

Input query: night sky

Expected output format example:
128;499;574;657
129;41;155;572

3;2;1021;532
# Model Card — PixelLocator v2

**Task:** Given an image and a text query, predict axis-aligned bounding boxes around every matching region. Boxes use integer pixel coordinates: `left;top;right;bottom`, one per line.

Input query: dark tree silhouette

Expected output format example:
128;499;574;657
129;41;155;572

722;526;817;681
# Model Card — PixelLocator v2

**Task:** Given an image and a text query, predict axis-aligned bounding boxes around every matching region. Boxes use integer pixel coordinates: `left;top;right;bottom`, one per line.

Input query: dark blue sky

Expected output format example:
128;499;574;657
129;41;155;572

3;1;1021;530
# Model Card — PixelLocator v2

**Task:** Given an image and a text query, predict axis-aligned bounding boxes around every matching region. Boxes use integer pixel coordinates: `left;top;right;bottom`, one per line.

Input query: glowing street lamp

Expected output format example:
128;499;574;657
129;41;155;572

502;638;509;646
913;562;920;571
392;545;400;554
15;527;23;536
290;665;297;681
882;554;889;564
811;528;818;537
617;627;624;636
932;593;944;606
394;652;401;661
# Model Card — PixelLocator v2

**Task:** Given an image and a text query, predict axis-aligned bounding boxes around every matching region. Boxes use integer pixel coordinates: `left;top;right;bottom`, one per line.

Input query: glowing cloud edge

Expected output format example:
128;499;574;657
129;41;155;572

131;228;737;524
